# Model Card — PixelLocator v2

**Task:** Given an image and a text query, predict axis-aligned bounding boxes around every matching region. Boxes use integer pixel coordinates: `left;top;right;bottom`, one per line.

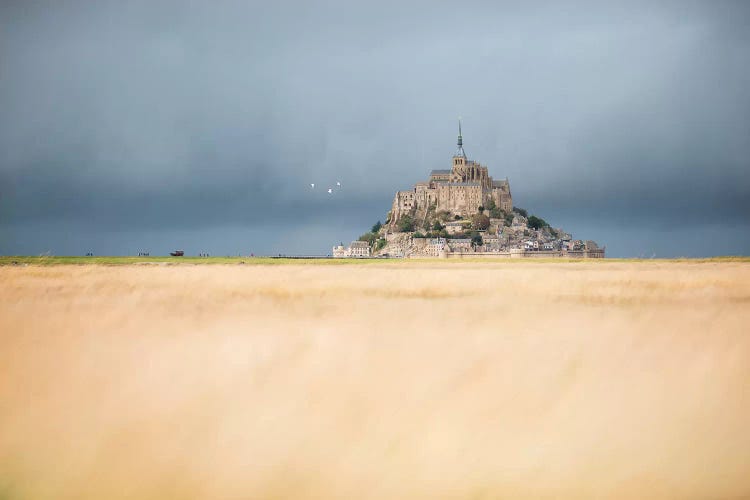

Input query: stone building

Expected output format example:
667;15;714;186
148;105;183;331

483;235;501;251
390;122;513;225
349;241;370;257
332;241;371;258
427;238;447;257
444;221;469;235
447;239;473;253
332;244;346;258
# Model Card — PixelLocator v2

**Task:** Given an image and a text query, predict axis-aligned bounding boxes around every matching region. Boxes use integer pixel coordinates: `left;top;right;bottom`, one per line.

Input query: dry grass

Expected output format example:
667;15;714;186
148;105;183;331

1;261;749;499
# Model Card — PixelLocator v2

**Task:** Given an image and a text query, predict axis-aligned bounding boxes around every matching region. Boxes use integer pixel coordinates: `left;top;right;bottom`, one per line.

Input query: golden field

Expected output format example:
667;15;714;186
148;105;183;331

1;261;749;499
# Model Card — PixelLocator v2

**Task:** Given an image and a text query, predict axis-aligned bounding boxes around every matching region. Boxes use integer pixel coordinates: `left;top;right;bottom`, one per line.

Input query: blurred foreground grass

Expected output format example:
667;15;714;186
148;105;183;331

1;260;749;498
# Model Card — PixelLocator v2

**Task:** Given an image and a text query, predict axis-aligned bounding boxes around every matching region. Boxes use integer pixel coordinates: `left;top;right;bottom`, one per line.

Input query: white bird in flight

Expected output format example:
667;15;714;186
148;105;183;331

327;188;333;194
336;181;341;187
310;183;315;189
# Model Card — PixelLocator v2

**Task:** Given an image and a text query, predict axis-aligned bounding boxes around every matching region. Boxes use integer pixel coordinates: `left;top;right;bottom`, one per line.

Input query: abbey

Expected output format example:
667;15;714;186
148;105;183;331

339;122;604;258
389;122;513;224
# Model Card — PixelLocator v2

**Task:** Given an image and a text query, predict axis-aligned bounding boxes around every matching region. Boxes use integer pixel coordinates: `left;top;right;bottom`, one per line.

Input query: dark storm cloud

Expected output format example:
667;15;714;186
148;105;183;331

1;0;749;256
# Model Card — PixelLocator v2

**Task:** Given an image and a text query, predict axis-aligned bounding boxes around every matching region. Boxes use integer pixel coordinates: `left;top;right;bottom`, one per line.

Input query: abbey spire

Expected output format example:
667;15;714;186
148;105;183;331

455;119;466;158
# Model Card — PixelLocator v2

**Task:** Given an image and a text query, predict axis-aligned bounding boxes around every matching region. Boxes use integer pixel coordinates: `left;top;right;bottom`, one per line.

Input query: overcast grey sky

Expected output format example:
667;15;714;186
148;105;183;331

1;0;749;257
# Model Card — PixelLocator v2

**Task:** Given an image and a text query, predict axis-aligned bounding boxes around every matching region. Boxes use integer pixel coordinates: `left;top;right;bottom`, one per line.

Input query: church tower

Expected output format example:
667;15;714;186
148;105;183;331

451;119;469;184
453;119;466;168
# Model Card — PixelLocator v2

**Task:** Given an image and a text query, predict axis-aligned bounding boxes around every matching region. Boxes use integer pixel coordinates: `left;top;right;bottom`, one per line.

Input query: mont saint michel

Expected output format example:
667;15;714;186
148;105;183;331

335;123;604;259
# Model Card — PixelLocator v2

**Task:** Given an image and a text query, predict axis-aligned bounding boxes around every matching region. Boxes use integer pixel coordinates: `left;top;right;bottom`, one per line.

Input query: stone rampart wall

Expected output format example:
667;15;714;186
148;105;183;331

407;249;605;259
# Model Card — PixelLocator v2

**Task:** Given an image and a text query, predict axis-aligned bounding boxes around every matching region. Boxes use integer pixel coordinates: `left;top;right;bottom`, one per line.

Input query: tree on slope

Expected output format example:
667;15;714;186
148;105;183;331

527;215;549;230
471;213;490;231
397;215;415;233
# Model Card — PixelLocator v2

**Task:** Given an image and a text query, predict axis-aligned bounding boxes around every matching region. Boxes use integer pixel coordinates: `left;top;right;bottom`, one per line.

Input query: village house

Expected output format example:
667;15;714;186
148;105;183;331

512;216;527;228
427;238;447;256
333;241;371;258
348;241;371;257
448;239;473;253
444;221;468;235
483;235;501;252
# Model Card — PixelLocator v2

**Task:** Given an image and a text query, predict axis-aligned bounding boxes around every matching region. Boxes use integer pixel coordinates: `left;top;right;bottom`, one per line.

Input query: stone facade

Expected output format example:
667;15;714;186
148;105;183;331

447;239;472;253
333;241;371;258
444;221;469;234
332;244;346;258
389;125;512;225
349;241;371;257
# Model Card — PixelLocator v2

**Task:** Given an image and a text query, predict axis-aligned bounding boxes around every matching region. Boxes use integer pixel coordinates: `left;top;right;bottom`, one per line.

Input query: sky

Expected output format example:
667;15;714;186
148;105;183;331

1;0;749;257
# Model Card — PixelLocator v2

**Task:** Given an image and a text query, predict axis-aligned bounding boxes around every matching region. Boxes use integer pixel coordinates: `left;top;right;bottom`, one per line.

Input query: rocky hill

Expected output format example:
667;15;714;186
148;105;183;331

350;124;603;258
358;202;603;258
